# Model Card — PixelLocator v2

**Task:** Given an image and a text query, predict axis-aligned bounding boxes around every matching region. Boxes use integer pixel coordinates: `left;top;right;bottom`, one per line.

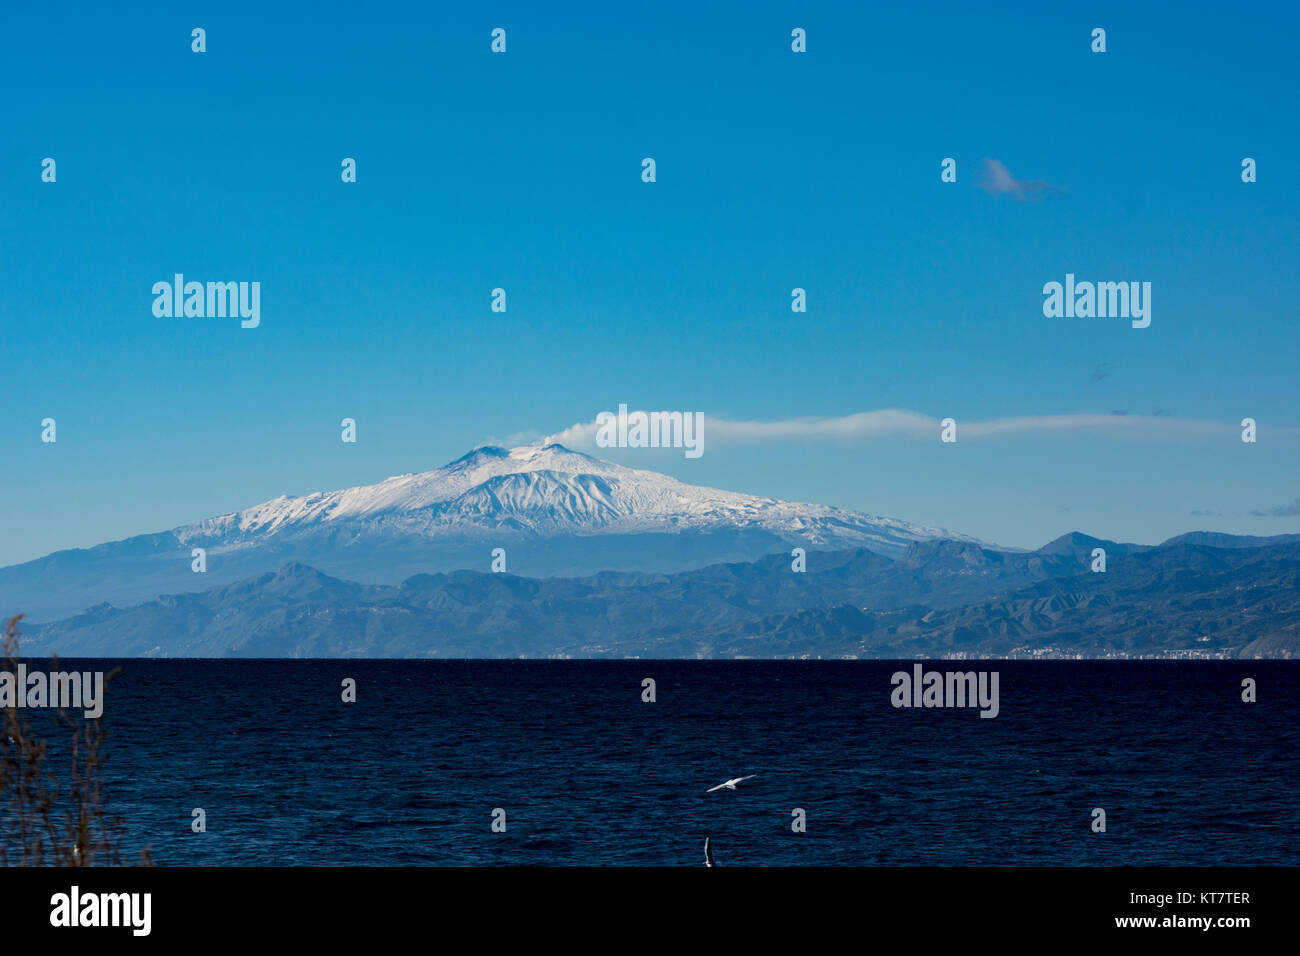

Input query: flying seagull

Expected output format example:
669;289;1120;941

707;774;757;793
703;836;715;867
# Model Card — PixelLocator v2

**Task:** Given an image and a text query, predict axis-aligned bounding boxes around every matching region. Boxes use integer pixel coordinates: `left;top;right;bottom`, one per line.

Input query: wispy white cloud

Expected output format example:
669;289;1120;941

544;408;1250;449
978;158;1062;201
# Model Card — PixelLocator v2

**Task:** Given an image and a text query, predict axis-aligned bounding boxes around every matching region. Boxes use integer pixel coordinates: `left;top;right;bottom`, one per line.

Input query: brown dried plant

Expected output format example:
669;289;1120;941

1;614;151;866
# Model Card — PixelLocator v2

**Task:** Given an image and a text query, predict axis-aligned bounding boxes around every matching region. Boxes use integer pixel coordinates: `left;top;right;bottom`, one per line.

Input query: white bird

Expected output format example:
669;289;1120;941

703;836;715;867
707;774;757;793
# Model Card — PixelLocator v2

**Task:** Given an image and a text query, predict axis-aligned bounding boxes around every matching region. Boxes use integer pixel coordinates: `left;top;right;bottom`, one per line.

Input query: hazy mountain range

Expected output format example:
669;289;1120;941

21;532;1300;659
7;443;1298;659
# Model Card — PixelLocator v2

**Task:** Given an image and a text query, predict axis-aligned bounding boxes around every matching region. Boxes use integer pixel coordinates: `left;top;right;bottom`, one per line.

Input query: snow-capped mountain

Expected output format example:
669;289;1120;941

180;443;963;548
0;443;975;622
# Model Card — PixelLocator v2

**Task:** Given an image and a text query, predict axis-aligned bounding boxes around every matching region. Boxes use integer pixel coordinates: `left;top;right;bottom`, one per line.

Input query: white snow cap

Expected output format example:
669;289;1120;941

180;443;975;551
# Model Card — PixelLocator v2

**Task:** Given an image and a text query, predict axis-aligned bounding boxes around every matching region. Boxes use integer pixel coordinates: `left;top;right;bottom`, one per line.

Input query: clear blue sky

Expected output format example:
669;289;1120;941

2;0;1298;566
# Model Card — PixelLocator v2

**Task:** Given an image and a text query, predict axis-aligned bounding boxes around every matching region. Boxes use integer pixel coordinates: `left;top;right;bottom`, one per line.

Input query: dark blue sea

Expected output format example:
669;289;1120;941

22;660;1300;866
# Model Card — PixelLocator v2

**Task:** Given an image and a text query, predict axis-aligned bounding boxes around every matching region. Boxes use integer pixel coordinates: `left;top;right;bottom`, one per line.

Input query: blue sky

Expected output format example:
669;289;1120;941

2;0;1298;566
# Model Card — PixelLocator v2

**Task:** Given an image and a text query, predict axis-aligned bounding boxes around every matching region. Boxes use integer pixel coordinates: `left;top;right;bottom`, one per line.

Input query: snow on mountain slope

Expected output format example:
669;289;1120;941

0;442;983;622
176;443;973;552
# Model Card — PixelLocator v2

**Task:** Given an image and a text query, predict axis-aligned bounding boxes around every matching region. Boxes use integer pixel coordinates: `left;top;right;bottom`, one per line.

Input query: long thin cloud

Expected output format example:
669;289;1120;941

545;408;1260;449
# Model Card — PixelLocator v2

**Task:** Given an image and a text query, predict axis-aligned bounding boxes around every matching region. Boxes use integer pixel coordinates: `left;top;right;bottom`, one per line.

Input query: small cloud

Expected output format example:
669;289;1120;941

978;158;1063;201
1090;364;1111;382
1249;498;1300;517
1189;509;1223;517
1152;408;1170;417
1110;410;1130;416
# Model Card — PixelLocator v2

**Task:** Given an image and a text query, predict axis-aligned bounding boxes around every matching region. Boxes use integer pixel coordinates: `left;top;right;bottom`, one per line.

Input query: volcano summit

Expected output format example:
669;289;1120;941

0;442;975;622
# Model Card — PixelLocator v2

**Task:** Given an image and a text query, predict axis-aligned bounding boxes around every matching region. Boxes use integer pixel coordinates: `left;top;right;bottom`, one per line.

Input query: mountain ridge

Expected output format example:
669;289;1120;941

0;443;976;622
21;533;1300;659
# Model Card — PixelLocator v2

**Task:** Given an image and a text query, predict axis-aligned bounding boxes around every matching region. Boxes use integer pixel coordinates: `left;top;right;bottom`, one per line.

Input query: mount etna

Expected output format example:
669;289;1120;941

0;443;971;623
7;443;1297;659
